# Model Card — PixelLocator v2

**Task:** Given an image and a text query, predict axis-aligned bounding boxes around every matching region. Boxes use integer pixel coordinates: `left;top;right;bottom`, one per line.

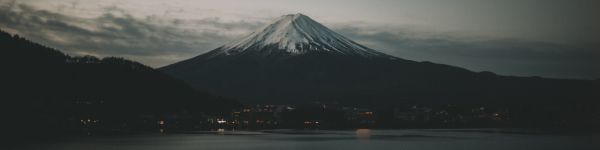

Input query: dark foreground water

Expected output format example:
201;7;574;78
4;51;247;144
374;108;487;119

15;129;599;150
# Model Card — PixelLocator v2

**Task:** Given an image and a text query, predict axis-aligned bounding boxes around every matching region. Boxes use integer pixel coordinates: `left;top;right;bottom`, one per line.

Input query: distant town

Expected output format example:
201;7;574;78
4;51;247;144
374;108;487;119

68;98;595;135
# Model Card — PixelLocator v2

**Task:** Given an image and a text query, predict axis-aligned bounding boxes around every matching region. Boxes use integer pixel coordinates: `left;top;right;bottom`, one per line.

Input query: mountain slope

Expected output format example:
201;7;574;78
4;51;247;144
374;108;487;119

161;14;599;104
214;13;391;58
1;30;233;113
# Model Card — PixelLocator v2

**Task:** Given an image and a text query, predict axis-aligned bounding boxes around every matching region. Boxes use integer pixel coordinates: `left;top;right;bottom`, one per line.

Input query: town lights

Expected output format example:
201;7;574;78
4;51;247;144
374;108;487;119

304;121;320;124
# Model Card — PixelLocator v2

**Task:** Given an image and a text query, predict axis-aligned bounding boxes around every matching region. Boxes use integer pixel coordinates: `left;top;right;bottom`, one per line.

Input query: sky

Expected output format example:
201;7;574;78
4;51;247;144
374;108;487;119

1;0;599;79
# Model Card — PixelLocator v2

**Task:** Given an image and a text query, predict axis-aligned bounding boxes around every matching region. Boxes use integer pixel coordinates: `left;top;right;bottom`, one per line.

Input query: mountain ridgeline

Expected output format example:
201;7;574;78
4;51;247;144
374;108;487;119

161;14;599;105
1;29;237;138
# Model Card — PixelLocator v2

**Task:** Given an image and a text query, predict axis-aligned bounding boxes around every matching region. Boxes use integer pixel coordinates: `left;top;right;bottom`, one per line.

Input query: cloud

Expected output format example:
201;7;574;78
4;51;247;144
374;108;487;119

0;2;263;67
333;25;600;79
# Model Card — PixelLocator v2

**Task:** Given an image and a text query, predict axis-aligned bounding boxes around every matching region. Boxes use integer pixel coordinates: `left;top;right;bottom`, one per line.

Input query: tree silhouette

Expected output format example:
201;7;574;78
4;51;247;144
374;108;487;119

1;29;238;140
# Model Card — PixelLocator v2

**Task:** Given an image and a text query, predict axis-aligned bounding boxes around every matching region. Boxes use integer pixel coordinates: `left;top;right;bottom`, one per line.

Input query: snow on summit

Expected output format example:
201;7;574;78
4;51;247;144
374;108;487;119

217;13;387;57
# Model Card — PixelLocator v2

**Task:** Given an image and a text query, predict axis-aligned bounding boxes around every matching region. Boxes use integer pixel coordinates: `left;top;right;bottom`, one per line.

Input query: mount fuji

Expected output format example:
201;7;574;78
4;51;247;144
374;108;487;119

192;13;394;59
161;14;597;104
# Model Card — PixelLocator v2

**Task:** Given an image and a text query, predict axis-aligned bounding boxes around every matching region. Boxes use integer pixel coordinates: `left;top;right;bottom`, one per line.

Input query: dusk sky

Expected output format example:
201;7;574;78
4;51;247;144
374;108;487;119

1;0;598;79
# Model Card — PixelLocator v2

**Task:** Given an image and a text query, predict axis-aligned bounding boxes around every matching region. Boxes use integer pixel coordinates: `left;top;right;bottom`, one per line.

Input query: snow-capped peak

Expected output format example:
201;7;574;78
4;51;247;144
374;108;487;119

218;13;387;57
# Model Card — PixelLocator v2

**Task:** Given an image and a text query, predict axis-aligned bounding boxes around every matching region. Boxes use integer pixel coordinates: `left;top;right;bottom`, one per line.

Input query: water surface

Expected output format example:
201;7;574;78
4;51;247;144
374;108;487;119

16;129;599;150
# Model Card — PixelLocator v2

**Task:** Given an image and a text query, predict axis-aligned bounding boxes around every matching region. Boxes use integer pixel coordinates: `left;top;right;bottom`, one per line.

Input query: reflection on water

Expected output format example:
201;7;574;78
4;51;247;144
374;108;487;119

15;129;600;150
356;129;371;140
217;128;225;135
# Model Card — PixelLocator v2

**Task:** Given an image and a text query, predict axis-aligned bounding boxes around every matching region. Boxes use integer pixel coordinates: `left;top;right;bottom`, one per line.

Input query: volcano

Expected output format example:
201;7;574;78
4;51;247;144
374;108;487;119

185;13;395;59
161;14;598;104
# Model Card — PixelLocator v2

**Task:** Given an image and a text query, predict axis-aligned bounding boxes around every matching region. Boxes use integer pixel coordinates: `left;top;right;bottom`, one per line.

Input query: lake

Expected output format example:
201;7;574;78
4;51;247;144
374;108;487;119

14;129;599;150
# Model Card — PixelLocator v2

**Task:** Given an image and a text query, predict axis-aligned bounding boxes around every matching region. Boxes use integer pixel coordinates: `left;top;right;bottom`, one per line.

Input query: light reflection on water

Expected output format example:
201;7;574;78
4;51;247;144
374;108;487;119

355;129;371;140
15;129;600;150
